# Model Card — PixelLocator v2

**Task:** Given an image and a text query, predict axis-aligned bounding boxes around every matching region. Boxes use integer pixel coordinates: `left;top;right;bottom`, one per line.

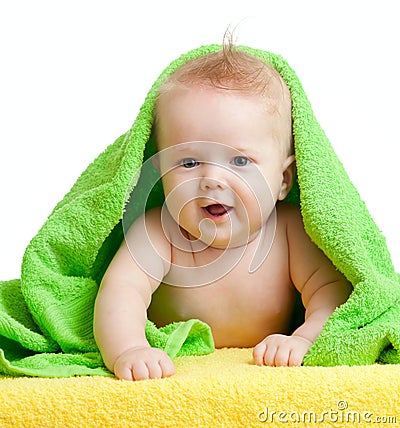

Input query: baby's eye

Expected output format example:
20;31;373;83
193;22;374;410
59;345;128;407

180;158;199;168
231;156;250;167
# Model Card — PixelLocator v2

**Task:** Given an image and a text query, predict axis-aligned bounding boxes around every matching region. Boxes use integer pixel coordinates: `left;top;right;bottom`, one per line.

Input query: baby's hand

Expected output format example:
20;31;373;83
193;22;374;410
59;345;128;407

113;346;176;381
253;334;313;367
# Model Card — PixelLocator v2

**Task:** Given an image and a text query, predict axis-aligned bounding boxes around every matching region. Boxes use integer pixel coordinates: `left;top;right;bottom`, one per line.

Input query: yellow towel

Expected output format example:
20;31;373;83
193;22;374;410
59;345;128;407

1;348;399;427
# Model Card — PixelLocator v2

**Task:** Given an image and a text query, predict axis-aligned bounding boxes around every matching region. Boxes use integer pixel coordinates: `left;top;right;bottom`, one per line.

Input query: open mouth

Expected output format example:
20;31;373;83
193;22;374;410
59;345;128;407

202;203;232;217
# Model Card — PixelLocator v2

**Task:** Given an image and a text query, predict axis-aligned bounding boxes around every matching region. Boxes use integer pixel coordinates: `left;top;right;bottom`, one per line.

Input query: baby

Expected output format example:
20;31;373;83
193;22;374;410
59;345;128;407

94;43;352;381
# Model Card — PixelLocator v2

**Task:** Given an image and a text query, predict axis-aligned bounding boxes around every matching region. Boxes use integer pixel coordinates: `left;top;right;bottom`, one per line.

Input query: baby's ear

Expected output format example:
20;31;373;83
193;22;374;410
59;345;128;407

278;155;296;200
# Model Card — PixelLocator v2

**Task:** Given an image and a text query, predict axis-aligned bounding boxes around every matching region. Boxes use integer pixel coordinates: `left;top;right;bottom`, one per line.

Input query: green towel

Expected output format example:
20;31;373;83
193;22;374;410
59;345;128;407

1;44;399;377
0;278;213;377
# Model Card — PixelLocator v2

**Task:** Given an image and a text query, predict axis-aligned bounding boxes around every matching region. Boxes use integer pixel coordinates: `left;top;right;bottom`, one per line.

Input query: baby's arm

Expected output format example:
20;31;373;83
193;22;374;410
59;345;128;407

253;204;352;366
94;208;174;380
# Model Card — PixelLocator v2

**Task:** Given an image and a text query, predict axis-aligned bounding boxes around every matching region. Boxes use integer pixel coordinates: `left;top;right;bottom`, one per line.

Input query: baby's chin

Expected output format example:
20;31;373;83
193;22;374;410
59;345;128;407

187;229;263;250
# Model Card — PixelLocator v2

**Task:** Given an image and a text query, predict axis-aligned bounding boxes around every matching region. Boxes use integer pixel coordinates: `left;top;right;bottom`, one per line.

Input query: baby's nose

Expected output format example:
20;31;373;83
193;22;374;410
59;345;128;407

198;162;230;191
199;175;227;191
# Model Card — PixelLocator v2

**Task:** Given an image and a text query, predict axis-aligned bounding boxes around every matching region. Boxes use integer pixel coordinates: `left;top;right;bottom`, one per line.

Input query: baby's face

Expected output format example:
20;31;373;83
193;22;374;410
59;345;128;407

155;86;294;249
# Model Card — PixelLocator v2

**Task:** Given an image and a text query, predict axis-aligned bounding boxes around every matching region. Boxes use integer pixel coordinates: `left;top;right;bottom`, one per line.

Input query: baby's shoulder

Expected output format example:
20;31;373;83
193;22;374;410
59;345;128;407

126;206;170;250
127;206;163;235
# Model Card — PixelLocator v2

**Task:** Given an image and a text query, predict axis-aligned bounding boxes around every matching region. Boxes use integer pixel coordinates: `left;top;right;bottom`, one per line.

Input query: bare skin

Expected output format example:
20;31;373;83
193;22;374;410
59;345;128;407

94;203;351;380
94;86;352;381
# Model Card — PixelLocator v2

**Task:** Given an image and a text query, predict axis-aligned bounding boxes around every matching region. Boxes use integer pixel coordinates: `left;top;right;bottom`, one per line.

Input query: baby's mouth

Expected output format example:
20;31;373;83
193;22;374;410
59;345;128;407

202;203;232;217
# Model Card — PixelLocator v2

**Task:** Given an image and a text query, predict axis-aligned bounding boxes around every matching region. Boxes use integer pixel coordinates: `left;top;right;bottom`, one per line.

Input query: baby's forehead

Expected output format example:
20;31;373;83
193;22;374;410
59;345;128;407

159;81;289;119
160;140;261;155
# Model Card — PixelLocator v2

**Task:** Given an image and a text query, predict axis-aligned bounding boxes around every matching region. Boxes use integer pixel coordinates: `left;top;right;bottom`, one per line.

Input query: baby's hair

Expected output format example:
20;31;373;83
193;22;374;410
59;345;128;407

159;31;286;98
154;32;293;155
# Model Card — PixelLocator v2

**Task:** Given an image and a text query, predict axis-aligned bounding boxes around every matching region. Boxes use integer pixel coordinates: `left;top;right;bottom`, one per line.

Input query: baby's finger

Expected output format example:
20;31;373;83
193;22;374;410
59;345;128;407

131;360;150;381
253;342;267;366
114;364;135;381
274;345;291;367
144;359;163;379
159;355;176;378
263;342;279;366
288;347;306;366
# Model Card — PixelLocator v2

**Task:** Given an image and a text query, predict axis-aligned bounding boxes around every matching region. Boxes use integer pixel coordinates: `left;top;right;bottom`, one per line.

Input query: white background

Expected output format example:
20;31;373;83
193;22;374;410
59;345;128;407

0;0;399;279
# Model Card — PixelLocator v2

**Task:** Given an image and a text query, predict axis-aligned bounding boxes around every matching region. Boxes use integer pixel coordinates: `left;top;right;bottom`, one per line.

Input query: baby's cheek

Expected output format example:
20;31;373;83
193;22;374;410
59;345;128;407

163;181;194;216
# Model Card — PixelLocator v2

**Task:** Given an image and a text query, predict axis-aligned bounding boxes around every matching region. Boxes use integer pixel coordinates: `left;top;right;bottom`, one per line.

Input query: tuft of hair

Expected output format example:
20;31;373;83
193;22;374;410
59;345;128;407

158;30;287;100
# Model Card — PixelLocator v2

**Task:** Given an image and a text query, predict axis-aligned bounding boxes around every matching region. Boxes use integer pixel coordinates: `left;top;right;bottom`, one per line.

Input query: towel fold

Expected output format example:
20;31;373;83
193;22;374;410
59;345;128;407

0;279;214;377
1;44;399;377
